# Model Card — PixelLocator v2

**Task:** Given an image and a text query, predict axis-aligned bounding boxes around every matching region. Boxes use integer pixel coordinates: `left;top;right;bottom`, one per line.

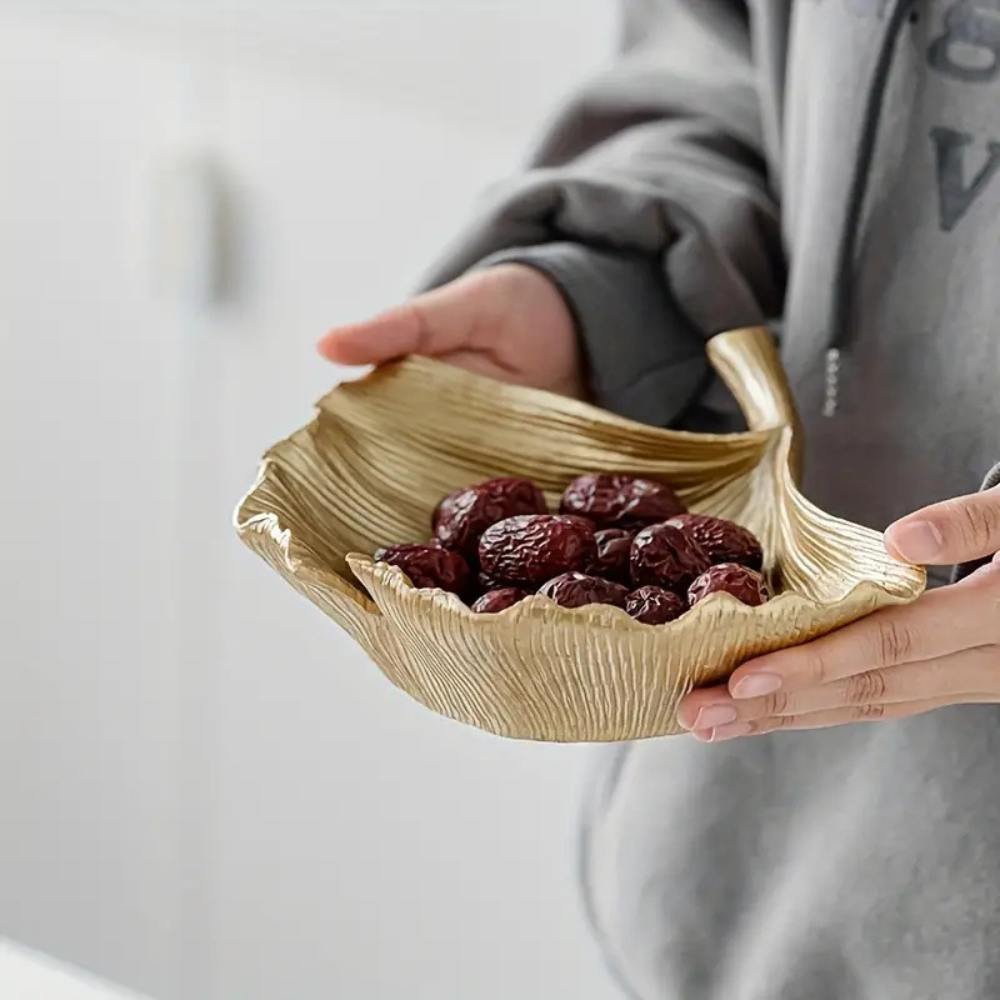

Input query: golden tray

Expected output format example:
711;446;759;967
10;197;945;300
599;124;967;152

234;326;925;742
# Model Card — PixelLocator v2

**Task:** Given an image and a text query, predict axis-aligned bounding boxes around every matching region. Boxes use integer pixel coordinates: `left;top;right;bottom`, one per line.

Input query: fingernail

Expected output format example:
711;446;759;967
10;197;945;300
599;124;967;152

884;519;943;563
732;673;783;700
693;722;752;744
693;705;739;730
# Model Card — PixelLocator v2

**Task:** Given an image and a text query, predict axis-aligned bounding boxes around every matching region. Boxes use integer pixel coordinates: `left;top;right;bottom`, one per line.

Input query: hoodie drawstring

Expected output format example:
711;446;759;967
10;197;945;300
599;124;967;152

825;0;921;416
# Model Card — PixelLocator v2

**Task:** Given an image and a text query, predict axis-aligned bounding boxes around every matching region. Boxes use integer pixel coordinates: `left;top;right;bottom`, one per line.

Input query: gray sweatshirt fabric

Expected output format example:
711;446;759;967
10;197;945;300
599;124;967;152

424;2;1000;998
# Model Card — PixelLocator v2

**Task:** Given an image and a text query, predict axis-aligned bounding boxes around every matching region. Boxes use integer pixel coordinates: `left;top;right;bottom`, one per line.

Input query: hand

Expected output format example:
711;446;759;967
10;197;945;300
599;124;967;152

317;264;584;398
677;485;1000;742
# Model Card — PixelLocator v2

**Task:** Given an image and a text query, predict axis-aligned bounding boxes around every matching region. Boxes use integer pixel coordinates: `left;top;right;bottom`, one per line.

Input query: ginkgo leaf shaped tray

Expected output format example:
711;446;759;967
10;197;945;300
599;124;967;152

235;326;925;741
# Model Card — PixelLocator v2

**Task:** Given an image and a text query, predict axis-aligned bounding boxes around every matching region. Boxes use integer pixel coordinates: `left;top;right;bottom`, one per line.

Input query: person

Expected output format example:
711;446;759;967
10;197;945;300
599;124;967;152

319;1;1000;996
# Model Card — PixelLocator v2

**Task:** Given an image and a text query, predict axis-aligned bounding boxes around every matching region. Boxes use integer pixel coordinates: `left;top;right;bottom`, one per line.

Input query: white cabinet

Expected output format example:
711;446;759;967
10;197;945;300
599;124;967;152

0;5;623;1000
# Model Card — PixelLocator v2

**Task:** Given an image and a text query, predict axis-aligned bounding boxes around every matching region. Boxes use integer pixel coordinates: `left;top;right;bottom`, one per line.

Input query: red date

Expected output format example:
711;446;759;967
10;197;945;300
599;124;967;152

433;477;547;561
624;586;687;625
559;473;686;529
631;523;711;592
476;570;505;595
688;563;770;607
374;543;470;595
664;513;763;571
590;528;634;583
471;588;531;614
375;473;773;615
538;572;629;609
479;514;597;586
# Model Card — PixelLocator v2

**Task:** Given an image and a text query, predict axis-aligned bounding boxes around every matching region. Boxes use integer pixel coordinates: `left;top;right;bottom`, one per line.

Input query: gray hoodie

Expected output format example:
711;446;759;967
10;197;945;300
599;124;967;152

426;2;1000;997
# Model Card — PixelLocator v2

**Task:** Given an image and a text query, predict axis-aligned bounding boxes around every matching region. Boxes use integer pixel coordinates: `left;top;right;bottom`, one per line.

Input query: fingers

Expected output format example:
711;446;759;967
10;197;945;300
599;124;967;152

678;645;1000;733
693;694;993;742
885;484;1000;565
723;566;1000;698
317;278;480;366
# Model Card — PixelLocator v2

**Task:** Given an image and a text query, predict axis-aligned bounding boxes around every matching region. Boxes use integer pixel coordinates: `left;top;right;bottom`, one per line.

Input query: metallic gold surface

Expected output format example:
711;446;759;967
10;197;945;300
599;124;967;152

234;327;925;741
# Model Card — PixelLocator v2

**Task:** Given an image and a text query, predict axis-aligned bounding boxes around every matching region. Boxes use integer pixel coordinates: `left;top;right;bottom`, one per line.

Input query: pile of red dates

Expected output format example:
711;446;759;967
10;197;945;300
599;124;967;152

374;474;770;624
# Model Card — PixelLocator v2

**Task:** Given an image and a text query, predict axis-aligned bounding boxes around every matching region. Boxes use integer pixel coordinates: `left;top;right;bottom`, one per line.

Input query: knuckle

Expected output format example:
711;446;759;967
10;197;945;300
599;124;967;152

844;670;887;706
850;702;886;722
799;648;831;686
953;499;1000;552
761;690;791;716
872;618;914;666
405;301;433;354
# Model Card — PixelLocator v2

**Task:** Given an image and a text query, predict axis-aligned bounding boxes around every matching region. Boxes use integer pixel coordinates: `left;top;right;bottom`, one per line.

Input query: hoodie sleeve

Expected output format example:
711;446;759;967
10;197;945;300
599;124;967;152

421;0;785;428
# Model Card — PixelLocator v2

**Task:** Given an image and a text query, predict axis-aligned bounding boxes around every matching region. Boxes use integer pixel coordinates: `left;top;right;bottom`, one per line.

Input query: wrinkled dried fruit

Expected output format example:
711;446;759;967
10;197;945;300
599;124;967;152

479;514;597;586
559;473;686;529
374;543;470;594
538;572;629;609
688;563;770;607
631;523;711;592
664;513;763;571
476;570;505;595
471;588;531;614
433;477;547;561
561;514;599;532
590;528;634;583
625;586;688;625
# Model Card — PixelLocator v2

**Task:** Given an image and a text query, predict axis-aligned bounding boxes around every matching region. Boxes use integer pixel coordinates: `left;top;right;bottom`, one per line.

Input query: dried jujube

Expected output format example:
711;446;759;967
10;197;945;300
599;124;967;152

688;563;770;607
471;588;531;614
476;570;505;595
479;514;597;587
559;473;686;529
625;585;687;625
374;543;470;595
664;513;763;571
373;473;775;615
590;528;634;583
433;477;547;561
630;523;711;592
538;572;629;609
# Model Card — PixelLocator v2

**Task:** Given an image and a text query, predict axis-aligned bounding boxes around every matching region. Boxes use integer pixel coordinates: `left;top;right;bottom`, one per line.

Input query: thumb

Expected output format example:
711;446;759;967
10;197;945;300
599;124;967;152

317;279;480;366
884;485;1000;565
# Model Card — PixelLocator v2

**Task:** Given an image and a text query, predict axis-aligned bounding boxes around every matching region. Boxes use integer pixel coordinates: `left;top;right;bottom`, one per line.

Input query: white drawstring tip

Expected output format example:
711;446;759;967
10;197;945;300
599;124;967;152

823;348;841;418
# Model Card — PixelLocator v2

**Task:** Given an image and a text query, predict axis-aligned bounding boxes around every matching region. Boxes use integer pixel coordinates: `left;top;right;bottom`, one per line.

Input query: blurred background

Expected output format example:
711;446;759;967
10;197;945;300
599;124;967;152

0;2;624;998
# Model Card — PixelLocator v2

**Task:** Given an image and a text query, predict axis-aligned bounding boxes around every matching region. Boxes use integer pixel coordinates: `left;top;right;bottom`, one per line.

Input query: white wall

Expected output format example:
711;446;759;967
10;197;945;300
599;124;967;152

0;5;622;999
0;19;190;994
